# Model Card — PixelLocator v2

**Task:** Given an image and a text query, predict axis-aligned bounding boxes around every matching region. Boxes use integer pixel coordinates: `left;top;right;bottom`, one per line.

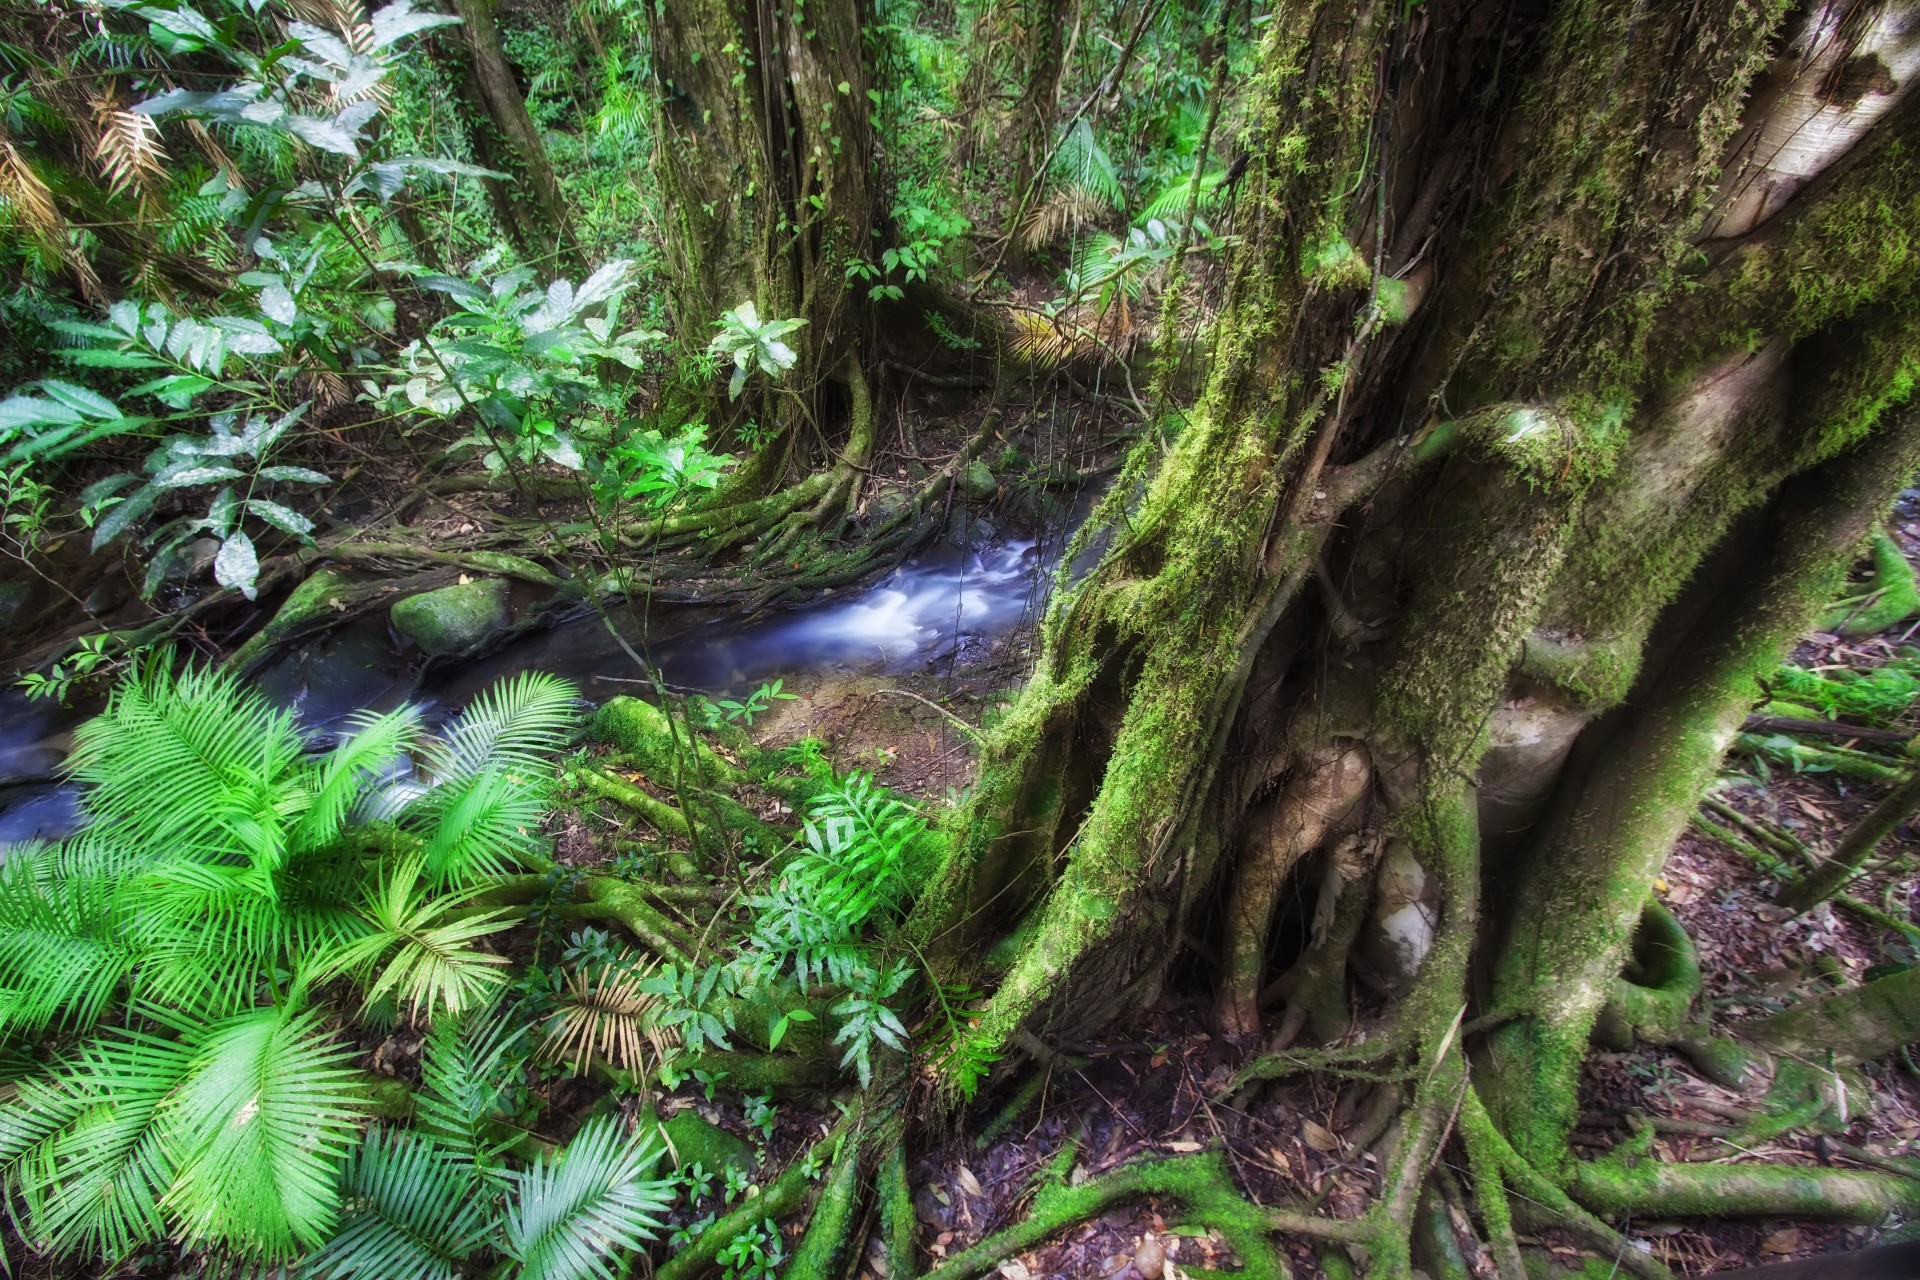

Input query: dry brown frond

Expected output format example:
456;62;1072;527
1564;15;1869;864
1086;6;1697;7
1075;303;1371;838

287;0;375;52
1006;309;1082;369
1018;187;1108;252
92;103;170;200
539;960;676;1077
0;139;63;245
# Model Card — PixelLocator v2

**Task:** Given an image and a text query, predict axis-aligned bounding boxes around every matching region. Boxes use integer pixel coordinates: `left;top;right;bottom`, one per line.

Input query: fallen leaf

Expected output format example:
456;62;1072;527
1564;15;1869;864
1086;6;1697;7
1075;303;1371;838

1164;1140;1204;1153
955;1165;984;1197
1761;1229;1801;1255
1302;1120;1341;1153
1132;1235;1167;1279
996;1263;1031;1280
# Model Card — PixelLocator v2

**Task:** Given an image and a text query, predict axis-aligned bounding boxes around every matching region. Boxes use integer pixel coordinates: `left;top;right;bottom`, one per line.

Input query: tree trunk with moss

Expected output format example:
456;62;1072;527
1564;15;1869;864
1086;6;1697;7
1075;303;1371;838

446;0;578;264
864;0;1920;1268
649;0;877;497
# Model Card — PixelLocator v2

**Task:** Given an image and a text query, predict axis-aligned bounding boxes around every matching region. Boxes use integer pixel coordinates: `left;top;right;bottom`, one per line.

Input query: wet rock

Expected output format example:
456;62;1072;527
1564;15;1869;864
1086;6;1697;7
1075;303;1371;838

960;459;997;501
389;578;509;655
660;1110;756;1178
0;579;30;630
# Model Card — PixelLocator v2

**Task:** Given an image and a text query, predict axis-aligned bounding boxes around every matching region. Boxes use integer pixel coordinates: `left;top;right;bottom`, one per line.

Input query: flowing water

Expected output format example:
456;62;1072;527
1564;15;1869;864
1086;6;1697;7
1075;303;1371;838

0;516;1078;845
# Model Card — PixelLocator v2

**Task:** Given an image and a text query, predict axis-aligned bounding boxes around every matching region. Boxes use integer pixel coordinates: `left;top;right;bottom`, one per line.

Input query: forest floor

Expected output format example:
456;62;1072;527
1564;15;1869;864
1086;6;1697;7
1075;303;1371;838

526;495;1920;1279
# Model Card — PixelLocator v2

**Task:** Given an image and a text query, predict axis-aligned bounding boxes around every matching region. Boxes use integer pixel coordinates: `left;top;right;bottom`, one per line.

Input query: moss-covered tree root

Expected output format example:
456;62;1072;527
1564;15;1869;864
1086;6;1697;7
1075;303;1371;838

1820;523;1920;637
1781;757;1920;911
921;1151;1304;1280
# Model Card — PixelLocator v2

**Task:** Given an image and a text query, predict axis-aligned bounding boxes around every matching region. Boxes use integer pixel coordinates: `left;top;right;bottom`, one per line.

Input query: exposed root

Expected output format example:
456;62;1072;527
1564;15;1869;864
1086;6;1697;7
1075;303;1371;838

1458;1089;1671;1280
1569;1138;1920;1223
788;1131;865;1280
1780;760;1920;911
1219;742;1372;1038
1741;963;1920;1067
656;1112;857;1280
1733;732;1909;785
1594;902;1748;1087
880;1135;920;1280
922;1151;1298;1280
1820;523;1920;636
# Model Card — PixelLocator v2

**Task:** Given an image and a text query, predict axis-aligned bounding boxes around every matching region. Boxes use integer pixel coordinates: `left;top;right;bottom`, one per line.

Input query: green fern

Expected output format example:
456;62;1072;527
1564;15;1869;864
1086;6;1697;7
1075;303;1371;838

1051;119;1124;212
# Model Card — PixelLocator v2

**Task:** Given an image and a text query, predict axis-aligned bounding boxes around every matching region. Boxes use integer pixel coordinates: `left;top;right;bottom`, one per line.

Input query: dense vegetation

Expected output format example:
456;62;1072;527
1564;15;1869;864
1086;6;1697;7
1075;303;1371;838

2;0;1920;1276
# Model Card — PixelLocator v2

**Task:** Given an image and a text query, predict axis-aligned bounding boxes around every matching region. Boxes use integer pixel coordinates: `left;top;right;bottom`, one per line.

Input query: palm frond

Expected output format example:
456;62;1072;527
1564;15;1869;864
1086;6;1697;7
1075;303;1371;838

0;839;137;1035
418;672;581;790
1005;308;1081;368
1138;168;1228;223
504;1116;674;1280
320;858;512;1019
69;657;307;858
1017;185;1110;251
292;705;423;852
309;1128;495;1280
412;769;550;885
0;1027;195;1263
1050;119;1124;213
538;962;671;1077
91;101;169;200
160;1006;368;1262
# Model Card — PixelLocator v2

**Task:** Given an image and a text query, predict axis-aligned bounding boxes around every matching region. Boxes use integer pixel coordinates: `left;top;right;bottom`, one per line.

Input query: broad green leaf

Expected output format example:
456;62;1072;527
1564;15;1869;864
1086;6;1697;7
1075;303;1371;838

213;531;258;598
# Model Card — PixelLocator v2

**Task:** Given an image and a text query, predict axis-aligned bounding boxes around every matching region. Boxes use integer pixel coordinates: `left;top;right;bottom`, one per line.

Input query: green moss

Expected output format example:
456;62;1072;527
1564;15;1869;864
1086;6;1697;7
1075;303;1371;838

1570;1151;1920;1222
787;1137;862;1280
389;578;510;655
661;1111;757;1178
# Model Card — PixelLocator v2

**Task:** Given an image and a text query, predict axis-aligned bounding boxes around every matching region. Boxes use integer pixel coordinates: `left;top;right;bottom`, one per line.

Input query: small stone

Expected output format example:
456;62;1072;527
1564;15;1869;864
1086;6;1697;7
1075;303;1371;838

959;460;997;501
389;577;509;654
1130;1236;1166;1280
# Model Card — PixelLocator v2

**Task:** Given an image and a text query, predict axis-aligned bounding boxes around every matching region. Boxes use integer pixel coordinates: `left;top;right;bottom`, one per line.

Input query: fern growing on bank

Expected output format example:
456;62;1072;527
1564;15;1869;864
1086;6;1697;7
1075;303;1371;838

0;657;678;1274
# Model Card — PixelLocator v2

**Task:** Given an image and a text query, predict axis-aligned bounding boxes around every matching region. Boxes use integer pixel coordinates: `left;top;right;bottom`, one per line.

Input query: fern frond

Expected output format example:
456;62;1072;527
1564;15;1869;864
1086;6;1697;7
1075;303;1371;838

415;1006;528;1169
309;1128;494;1280
161;1006;369;1261
504;1115;674;1280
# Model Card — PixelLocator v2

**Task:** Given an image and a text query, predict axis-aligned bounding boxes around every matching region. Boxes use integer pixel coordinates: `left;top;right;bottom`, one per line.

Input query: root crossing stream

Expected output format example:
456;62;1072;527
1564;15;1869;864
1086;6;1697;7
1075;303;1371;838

0;522;1068;845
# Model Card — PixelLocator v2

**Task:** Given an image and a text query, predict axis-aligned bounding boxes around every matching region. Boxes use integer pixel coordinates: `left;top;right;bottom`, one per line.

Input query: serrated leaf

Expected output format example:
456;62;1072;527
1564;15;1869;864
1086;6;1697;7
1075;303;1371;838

40;380;121;420
259;282;296;325
92;484;159;550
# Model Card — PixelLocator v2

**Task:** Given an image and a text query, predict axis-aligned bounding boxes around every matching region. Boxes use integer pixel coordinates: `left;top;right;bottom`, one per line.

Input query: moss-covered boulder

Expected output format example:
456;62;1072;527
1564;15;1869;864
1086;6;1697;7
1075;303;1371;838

389;578;510;655
959;459;997;501
592;695;745;787
660;1110;756;1177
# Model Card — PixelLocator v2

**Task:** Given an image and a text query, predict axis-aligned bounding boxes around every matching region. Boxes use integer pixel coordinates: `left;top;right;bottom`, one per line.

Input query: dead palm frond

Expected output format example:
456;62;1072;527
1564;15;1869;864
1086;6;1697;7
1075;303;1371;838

0;138;102;300
1017;186;1110;252
539;961;674;1076
1006;308;1083;369
91;101;169;201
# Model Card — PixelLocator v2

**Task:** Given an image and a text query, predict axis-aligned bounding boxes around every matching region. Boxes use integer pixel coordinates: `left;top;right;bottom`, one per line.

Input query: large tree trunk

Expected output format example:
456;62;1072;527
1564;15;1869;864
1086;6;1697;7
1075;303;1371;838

903;0;1920;1256
650;0;878;480
447;0;579;264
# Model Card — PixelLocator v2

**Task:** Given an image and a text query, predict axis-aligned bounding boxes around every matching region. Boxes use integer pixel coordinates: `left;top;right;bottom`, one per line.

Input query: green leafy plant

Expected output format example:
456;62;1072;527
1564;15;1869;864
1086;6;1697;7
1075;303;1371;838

0;660;586;1265
386;256;663;474
714;1217;786;1280
707;302;806;402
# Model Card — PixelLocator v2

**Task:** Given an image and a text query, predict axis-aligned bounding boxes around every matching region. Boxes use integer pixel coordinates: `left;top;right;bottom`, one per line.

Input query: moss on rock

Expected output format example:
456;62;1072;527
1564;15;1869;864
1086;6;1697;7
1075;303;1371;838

389;578;510;655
